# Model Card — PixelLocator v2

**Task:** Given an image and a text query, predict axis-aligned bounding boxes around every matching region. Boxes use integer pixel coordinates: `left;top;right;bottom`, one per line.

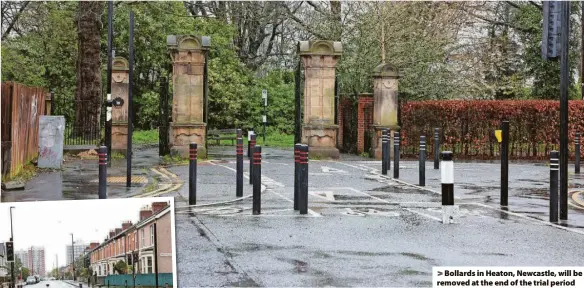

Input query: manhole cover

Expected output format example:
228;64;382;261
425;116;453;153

90;176;148;184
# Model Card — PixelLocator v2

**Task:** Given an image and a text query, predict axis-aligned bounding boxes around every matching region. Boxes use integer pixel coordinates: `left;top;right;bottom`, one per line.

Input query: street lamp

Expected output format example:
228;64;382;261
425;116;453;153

70;233;75;282
10;206;15;288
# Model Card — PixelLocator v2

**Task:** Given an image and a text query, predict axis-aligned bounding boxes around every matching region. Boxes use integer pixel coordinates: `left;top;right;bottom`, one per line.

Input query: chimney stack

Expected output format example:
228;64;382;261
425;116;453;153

139;206;153;221
115;228;122;235
152;201;169;214
122;221;133;230
109;230;115;238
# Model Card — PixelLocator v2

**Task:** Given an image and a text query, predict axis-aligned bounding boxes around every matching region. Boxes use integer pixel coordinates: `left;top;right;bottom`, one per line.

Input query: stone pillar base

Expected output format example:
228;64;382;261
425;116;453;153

372;125;399;160
170;123;207;158
303;124;339;159
112;123;128;157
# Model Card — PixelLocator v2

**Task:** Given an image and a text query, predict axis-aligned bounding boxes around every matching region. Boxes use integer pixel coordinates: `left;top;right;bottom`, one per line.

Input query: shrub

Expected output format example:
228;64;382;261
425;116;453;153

400;100;584;160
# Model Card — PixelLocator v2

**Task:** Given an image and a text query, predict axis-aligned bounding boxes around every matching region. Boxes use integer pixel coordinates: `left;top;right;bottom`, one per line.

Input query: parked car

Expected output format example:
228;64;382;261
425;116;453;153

26;276;36;285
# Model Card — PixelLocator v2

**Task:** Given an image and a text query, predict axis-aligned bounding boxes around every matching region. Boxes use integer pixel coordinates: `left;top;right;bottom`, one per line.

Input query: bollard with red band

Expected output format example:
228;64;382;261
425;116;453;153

236;129;244;197
294;144;301;210
299;144;309;215
98;146;107;199
252;145;262;215
249;134;256;185
189;142;197;205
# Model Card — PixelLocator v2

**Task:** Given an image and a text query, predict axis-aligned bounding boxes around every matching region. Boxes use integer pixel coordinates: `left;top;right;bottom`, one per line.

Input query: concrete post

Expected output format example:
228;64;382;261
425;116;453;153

111;57;130;156
167;35;211;158
298;40;342;158
371;63;401;159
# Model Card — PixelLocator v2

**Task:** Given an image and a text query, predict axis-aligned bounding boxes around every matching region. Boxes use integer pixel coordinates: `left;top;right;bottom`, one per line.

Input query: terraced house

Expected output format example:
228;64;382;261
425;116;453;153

87;201;173;285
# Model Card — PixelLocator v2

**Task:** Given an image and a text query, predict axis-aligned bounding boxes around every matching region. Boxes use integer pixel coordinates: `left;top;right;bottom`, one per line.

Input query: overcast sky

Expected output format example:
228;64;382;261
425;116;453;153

0;198;174;273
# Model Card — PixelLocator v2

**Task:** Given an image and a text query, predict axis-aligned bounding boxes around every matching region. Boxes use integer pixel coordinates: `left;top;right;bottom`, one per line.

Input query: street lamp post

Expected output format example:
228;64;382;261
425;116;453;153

10;206;15;288
71;233;75;282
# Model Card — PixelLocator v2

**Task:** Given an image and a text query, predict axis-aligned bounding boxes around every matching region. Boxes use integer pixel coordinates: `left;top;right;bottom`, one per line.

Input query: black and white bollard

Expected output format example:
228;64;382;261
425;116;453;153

434;128;440;169
393;131;400;179
98;146;107;199
419;136;426;186
576;132;580;174
236;129;243;197
500;121;509;207
252;145;262;215
381;129;388;175
249;133;256;185
299;145;309;215
550;150;559;223
294;143;301;210
189;142;197;205
440;151;458;224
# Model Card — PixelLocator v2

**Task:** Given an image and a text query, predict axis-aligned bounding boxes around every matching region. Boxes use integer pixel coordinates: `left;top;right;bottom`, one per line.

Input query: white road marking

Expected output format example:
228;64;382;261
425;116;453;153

309;172;333;176
321;166;348;174
268;189;322;217
309;191;336;201
403;208;442;222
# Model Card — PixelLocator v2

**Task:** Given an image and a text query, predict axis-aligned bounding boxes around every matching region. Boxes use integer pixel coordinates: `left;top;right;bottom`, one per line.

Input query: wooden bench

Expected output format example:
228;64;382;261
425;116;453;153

208;129;238;145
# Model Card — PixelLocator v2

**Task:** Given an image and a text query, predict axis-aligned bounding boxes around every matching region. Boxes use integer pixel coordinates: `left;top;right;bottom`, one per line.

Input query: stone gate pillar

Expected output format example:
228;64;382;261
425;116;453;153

298;40;342;158
167;35;210;158
371;63;401;159
111;57;129;156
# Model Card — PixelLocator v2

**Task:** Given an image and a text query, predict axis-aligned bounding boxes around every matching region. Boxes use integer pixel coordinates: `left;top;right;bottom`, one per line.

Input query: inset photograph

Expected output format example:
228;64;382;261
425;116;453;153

0;198;176;288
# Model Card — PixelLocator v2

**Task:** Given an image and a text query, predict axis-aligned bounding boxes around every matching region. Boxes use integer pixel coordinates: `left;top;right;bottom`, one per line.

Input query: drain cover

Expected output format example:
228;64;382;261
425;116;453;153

90;176;148;184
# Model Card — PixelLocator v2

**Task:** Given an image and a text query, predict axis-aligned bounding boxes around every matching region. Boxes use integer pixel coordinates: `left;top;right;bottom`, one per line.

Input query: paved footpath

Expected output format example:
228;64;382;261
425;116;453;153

161;147;584;287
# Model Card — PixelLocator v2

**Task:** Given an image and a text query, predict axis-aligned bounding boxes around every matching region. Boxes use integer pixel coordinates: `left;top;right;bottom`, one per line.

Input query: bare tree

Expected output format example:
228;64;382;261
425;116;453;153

1;1;30;40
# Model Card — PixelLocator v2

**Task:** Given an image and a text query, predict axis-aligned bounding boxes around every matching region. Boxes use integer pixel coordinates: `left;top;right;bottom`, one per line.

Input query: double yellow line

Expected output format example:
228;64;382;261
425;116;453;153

133;166;183;198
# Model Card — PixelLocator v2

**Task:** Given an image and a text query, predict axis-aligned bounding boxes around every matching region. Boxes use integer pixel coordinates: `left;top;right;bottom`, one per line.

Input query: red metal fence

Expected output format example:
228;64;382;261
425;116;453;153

1;82;47;177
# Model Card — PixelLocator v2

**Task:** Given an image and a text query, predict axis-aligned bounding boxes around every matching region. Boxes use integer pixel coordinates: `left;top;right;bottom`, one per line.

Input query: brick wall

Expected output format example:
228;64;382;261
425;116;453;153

357;94;374;154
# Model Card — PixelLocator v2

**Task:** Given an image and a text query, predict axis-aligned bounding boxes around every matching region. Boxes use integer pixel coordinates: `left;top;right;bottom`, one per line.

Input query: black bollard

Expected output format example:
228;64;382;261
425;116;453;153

189;143;197;205
236;129;243;197
501;121;509;207
386;129;391;172
299;145;309;215
125;280;127;288
252;145;262;215
249;134;256;185
576;132;580;174
247;130;253;158
419;136;426;186
434;128;440;169
381;129;388;175
393;132;400;179
550;151;559;223
441;151;454;206
294;144;301;210
98;146;107;199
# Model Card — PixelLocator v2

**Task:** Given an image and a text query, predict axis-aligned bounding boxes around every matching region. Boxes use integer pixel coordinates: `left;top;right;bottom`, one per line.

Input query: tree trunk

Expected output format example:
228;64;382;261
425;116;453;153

74;1;104;138
330;0;342;41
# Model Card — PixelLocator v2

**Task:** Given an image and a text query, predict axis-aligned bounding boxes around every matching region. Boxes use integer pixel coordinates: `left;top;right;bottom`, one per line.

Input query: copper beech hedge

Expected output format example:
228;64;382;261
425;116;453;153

399;100;584;160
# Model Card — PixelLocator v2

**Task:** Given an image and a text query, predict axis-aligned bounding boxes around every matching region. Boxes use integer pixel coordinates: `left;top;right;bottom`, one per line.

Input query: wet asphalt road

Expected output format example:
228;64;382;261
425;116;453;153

24;281;73;288
2;146;583;287
168;147;584;287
